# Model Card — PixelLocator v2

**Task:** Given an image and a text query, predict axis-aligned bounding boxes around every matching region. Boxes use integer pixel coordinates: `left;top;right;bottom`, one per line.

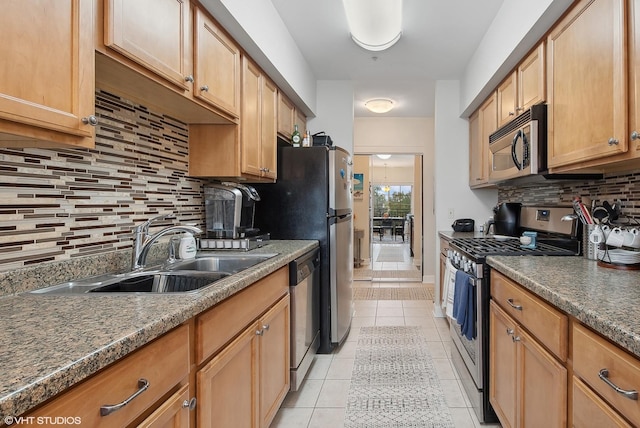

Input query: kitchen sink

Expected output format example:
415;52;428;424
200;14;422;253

163;253;278;274
30;252;278;295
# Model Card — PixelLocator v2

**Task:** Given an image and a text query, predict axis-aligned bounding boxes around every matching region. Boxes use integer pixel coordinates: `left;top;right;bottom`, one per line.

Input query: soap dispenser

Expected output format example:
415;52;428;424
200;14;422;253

178;231;197;259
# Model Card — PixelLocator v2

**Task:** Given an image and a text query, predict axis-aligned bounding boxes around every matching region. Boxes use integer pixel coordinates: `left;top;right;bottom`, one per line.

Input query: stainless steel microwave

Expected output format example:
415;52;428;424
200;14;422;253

489;104;547;183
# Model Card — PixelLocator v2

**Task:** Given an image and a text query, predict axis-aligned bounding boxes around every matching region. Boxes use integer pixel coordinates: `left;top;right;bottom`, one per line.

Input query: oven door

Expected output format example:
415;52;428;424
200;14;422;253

449;275;484;388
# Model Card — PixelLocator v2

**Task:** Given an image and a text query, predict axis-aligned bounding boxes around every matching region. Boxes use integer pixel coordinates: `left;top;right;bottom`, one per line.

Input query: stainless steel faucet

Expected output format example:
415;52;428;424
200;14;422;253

131;214;202;270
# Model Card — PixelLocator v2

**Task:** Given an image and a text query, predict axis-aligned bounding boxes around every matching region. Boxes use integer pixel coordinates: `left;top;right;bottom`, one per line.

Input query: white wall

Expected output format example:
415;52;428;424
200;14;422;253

434;80;497;315
460;0;573;116
307;81;355;155
354;117;434;282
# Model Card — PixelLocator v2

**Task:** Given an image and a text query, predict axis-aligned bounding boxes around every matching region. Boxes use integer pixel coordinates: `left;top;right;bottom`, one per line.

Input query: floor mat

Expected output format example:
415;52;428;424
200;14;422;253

375;245;408;262
353;287;433;300
344;326;455;428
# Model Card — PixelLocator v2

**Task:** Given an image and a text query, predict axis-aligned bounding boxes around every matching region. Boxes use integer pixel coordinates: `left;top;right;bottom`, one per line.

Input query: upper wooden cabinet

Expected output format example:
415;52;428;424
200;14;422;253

469;93;497;188
277;93;295;139
546;0;627;170
194;8;241;118
0;0;95;148
497;44;545;128
104;0;191;91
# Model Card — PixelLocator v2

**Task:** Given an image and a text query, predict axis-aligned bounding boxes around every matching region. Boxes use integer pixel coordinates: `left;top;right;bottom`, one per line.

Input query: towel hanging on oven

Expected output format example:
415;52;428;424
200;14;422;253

453;270;477;340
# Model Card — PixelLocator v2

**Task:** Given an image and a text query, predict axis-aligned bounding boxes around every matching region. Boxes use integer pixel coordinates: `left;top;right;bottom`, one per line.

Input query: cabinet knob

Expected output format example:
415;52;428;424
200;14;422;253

631;131;640;141
512;336;521;342
508;111;515;116
200;85;209;92
608;138;620;146
262;324;270;331
184;75;194;83
256;329;264;336
506;328;514;336
515;107;524;112
182;397;197;410
81;115;98;126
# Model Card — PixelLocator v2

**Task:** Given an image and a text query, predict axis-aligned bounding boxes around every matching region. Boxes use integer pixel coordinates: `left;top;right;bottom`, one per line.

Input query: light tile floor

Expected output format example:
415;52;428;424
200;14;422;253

271;278;503;428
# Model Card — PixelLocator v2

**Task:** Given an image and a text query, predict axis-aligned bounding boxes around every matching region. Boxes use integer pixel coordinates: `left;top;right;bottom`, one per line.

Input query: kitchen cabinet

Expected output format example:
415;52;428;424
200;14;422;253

194;7;241;118
96;0;238;124
104;0;191;91
572;376;633;427
296;109;307;138
546;0;627;170
489;270;568;428
196;267;289;428
573;321;640;426
0;0;95;148
25;324;191;428
137;384;193;428
496;43;545;128
469;93;497;188
241;57;278;181
278;92;296;139
489;301;567;428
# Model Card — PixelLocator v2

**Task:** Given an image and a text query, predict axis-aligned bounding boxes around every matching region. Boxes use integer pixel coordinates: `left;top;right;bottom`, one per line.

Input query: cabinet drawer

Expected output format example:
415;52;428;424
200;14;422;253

27;324;190;427
573;322;640;426
573;376;632;428
196;267;288;364
490;270;568;360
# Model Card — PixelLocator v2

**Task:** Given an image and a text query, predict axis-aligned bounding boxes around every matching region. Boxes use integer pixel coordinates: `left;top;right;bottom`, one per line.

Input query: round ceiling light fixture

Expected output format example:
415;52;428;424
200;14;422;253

376;154;391;160
365;98;394;114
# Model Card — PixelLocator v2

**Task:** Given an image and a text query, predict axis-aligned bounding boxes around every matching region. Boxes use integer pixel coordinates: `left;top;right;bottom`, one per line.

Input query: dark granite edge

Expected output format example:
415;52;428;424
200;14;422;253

0;241;318;418
487;257;640;358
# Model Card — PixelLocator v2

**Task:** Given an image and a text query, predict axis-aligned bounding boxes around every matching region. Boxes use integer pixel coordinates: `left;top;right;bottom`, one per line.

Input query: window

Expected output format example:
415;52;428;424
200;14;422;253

373;185;411;218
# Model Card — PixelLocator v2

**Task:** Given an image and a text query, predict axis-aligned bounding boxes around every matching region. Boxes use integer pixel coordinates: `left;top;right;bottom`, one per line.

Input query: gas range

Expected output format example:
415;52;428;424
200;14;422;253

450;236;578;261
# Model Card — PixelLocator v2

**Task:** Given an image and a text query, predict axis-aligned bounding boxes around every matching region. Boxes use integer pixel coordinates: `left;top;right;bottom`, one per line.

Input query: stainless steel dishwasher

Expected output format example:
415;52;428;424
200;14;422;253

289;247;320;391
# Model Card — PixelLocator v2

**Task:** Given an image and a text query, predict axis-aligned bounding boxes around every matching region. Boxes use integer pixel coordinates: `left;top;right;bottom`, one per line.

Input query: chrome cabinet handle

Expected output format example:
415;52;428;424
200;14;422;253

512;336;521;342
507;298;523;311
256;329;264;336
608;138;620;146
100;378;149;416
81;115;98;126
599;369;638;400
506;328;514;335
262;324;270;331
200;85;209;92
182;397;197;410
508;111;515;116
184;75;194;83
631;131;640;141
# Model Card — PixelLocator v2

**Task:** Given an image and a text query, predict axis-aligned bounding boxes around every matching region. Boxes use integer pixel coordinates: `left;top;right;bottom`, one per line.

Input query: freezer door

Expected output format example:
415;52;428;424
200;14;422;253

330;212;353;344
329;147;352;214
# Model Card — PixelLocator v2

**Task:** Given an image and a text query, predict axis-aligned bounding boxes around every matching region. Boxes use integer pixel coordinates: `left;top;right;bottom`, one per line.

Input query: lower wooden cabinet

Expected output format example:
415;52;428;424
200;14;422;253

572;376;632;428
197;294;290;428
489;300;567;428
137;384;193;428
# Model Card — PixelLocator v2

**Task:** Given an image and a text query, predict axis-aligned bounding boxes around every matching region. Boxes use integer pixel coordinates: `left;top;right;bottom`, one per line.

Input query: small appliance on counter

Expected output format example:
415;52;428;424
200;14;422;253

452;218;474;232
202;182;269;251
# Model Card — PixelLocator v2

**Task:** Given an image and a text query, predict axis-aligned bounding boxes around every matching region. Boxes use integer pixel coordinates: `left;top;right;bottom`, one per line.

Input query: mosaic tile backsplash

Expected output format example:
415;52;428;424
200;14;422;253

0;90;205;272
499;172;640;223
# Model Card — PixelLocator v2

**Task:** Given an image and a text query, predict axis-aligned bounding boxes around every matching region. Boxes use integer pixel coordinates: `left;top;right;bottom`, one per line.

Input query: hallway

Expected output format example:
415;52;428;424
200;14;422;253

354;237;422;282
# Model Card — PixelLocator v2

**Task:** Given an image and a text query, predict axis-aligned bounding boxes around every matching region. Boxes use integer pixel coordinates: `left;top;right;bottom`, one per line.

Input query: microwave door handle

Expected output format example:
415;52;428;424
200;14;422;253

511;130;524;170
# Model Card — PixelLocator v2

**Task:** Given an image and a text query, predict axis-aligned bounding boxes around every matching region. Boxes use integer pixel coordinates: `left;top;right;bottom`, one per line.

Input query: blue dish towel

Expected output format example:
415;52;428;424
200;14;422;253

453;270;477;340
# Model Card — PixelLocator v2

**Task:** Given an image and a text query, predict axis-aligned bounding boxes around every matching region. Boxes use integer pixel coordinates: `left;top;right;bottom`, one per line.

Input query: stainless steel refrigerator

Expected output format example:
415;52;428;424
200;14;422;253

253;144;353;353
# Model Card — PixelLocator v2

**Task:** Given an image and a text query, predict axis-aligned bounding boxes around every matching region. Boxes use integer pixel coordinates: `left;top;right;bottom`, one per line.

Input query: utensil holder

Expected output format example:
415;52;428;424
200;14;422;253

584;224;600;260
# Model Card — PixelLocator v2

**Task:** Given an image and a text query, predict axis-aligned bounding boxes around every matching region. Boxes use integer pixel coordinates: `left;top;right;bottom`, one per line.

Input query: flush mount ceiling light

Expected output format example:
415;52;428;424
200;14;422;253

365;98;395;114
342;0;403;52
376;154;391;160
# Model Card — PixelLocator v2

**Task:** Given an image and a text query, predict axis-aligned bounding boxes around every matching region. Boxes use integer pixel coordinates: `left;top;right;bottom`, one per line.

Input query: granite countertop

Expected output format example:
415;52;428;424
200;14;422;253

0;240;318;419
487;256;640;359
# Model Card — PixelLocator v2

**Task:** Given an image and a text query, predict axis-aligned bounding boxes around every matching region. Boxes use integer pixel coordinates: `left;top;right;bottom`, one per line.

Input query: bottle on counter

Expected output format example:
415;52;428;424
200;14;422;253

291;124;301;147
302;130;311;147
178;231;197;259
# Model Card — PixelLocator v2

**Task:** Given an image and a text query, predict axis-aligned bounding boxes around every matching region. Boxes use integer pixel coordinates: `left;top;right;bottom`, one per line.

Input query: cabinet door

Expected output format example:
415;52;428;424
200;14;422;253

497;72;518;127
0;0;95;146
261;77;278;180
470;93;497;188
259;296;290;428
197;324;259;428
241;57;263;177
137;384;192;428
629;0;640;157
105;0;190;90
194;8;241;118
468;110;484;186
489;301;518;428
277;93;295;139
519;328;567;428
518;43;545;113
547;0;627;168
572;376;633;428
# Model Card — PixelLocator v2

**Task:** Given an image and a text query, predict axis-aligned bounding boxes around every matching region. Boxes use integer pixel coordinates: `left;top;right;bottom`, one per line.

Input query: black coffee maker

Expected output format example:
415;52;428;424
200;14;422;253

204;183;261;239
486;202;521;236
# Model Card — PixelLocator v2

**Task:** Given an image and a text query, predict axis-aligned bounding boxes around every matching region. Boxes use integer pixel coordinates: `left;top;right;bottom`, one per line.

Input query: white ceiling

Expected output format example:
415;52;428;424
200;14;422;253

270;0;504;118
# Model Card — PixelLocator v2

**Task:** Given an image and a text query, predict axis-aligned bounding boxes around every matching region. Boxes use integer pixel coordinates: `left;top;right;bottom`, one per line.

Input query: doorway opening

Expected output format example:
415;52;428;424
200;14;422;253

352;154;422;281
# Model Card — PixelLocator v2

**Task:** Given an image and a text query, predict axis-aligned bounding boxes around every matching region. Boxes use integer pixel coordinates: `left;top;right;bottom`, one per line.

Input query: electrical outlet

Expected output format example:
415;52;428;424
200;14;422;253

448;208;455;219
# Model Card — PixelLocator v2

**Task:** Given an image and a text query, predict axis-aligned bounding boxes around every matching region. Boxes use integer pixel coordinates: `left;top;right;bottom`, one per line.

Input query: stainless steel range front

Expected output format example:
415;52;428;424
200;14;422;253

446;205;580;423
